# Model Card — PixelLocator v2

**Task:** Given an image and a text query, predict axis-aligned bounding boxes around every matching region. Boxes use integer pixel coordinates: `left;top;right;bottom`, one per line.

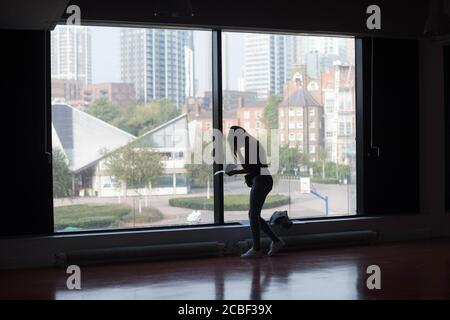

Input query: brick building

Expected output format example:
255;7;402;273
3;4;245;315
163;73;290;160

279;75;324;162
82;82;135;109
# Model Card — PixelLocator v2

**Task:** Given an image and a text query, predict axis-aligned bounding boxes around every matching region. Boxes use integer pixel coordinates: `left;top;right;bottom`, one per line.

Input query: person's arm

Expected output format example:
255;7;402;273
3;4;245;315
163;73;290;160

225;163;249;176
226;168;248;176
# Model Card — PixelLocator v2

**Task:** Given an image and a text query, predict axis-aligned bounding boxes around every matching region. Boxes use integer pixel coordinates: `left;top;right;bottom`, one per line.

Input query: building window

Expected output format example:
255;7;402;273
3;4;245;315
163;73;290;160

346;121;352;136
243;111;250;119
339;122;345;136
289;108;295;116
289;133;296;141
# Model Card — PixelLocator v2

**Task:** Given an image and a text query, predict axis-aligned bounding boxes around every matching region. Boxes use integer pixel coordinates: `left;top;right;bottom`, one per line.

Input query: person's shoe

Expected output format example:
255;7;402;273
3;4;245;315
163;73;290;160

268;239;285;256
240;247;263;259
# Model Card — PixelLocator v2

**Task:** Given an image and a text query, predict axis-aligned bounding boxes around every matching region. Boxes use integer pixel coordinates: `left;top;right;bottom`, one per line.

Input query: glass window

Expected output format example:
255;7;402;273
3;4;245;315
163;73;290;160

51;25;213;231
222;31;356;223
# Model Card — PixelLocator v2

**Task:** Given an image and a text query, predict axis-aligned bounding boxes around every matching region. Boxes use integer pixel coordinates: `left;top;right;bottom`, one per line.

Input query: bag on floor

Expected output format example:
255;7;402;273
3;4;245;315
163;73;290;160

269;210;293;229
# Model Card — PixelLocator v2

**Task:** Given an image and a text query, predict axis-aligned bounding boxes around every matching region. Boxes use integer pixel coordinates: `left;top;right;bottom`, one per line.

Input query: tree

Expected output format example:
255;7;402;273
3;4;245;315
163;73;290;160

279;145;309;175
185;163;213;198
317;146;328;179
86;97;121;123
185;142;213;198
104;145;164;196
262;95;283;130
113;99;181;136
52;148;73;198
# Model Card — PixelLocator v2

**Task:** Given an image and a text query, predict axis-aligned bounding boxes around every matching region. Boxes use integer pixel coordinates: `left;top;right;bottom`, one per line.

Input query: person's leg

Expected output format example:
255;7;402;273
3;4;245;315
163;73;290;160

248;176;271;251
248;190;264;251
259;217;281;243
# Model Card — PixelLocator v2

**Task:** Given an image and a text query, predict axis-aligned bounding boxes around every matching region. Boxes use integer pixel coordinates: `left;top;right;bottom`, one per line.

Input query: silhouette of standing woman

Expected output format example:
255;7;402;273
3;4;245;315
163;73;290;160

225;126;285;258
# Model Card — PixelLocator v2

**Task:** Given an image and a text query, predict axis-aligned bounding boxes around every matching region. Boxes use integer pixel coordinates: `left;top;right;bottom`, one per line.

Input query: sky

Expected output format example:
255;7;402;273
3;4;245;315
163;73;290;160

90;27;244;91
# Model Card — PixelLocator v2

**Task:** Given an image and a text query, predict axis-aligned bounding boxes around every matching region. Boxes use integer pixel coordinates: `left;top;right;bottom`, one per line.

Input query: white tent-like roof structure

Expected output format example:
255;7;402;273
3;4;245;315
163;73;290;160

51;103;136;172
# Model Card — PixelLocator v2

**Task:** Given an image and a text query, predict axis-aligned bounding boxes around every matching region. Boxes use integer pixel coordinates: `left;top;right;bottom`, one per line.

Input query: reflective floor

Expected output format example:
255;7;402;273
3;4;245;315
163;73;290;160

1;239;449;300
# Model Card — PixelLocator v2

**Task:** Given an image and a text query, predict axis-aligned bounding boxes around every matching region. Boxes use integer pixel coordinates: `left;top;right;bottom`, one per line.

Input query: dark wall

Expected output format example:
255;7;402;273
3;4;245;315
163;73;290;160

361;38;420;214
71;0;428;38
0;30;53;236
446;45;450;211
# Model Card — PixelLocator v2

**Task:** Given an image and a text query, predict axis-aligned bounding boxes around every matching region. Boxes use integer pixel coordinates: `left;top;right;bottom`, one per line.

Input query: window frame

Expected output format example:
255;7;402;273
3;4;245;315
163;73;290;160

49;26;362;234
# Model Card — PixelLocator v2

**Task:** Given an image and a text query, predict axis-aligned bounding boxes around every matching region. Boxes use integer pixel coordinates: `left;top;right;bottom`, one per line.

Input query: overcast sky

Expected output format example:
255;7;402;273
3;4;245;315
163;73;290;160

90;27;244;91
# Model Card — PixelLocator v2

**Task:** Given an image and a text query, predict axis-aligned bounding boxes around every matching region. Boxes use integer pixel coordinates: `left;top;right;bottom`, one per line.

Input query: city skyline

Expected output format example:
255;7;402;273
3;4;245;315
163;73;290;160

57;26;355;101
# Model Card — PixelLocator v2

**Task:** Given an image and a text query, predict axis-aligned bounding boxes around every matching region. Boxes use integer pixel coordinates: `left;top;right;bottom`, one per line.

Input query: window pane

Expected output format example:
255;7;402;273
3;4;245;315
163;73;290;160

222;32;356;223
51;25;212;231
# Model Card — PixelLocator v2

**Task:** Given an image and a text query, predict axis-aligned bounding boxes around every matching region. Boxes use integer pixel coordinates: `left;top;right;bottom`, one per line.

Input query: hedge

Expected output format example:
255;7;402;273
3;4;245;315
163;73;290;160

311;178;340;184
54;204;162;230
169;194;290;211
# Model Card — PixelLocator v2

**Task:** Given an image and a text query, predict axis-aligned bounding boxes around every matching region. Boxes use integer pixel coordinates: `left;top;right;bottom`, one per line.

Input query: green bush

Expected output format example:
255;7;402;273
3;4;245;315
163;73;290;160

169;194;289;211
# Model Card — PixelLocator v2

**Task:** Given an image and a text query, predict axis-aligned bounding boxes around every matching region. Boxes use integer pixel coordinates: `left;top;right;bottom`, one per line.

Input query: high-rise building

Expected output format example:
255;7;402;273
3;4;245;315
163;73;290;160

242;33;296;99
297;36;354;72
120;28;194;106
51;25;92;84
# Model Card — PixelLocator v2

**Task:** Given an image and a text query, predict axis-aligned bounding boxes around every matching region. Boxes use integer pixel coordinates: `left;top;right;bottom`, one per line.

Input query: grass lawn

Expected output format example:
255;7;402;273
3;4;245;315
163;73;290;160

169;194;290;211
54;204;163;231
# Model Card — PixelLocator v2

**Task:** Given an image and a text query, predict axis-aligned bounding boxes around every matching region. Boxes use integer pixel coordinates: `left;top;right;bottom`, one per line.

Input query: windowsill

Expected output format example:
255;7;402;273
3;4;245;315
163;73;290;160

47;214;418;239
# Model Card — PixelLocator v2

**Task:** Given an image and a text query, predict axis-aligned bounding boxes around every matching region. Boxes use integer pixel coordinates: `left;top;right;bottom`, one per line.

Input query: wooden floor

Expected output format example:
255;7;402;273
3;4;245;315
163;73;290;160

1;239;449;300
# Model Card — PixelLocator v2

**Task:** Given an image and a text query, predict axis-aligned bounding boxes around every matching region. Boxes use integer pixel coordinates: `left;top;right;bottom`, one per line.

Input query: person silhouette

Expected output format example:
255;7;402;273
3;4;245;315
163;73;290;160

225;126;285;258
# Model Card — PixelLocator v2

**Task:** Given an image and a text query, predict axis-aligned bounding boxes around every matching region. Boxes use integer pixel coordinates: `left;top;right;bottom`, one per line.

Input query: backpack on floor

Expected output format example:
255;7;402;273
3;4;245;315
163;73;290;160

269;210;293;229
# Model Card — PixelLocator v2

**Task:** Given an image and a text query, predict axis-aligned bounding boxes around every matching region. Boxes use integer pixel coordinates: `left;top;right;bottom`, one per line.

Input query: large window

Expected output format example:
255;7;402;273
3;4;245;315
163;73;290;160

222;32;356;222
51;25;213;231
51;26;357;232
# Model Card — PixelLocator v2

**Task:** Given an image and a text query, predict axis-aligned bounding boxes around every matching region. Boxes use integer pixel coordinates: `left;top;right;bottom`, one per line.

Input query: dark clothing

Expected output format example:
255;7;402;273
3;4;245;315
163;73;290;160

230;129;278;250
241;138;268;177
248;174;280;251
